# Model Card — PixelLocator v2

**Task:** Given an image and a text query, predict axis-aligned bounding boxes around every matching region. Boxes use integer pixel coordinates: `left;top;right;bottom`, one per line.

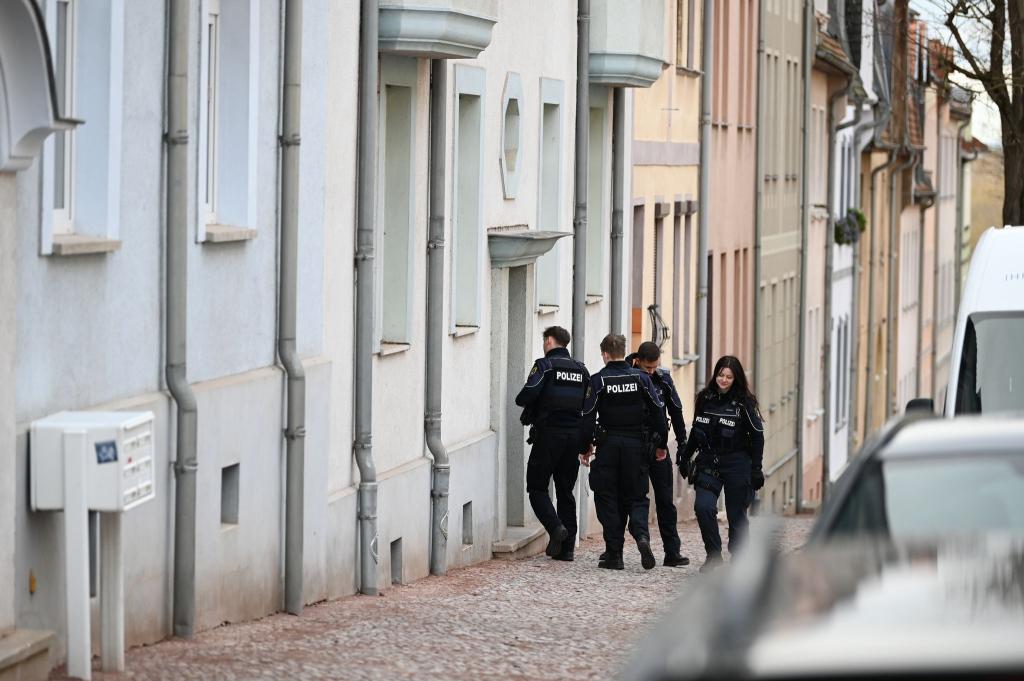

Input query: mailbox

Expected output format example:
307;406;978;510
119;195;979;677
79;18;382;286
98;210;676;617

30;410;155;680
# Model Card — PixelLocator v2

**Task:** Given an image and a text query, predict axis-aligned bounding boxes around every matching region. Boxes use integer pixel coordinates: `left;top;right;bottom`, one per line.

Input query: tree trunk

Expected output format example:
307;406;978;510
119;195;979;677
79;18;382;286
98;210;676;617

1002;118;1024;225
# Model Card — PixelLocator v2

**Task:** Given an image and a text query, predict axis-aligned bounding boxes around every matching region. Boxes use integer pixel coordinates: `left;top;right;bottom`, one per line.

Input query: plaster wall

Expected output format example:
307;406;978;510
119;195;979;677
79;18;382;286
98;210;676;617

1;173;16;630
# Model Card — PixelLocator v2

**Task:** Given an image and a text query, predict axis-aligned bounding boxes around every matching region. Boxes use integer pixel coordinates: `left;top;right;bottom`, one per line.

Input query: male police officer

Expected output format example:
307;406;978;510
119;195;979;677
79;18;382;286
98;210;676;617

515;326;591;561
627;342;690;567
579;334;667;570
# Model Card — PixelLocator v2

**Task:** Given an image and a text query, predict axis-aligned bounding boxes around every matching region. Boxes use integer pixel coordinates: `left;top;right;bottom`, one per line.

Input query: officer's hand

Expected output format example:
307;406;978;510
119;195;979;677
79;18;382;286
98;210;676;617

751;469;765;491
655;448;668;461
675;453;689;478
579;453;593;467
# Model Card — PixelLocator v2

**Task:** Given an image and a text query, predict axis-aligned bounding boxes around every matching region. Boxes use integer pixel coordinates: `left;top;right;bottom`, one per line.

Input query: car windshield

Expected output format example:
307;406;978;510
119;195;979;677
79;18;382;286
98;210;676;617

955;313;1024;415
830;453;1024;539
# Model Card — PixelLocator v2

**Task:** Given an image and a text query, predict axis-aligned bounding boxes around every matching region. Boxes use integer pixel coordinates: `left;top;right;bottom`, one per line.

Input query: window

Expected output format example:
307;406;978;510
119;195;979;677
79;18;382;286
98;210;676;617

953;315;1024;415
378;57;417;345
684;211;693;354
676;0;696;70
500;72;523;199
452;65;486;329
197;0;259;243
631;205;645;340
536;79;565;307
40;0;126;254
586;90;609;296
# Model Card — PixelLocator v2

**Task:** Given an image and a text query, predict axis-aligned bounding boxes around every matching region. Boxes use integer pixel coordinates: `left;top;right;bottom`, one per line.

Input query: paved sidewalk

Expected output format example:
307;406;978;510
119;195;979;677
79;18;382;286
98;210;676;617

53;516;814;681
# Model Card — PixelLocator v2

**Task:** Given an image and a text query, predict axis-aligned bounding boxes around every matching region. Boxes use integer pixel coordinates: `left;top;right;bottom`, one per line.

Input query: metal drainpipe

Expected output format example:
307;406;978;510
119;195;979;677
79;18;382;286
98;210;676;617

572;0;589;361
426;59;450;577
279;0;306;615
695;0;713;386
355;0;379;596
885;147;916;416
752;0;765;395
821;87;859;500
609;88;625;336
794;0;811;513
953;119;971;319
166;0;198;639
864;148;900;438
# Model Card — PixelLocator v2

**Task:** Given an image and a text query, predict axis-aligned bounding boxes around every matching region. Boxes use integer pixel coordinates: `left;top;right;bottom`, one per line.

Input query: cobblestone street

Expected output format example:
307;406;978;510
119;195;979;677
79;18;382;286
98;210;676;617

54;516;813;681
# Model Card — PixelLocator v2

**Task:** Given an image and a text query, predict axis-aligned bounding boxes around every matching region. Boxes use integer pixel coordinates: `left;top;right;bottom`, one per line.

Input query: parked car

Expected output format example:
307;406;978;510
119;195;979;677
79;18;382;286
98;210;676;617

620;415;1024;681
911;224;1024;416
811;414;1024;541
620;535;1024;681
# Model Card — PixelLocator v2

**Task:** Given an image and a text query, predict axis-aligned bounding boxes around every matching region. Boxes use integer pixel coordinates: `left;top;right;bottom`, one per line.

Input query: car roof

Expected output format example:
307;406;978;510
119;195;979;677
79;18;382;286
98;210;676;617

620;535;1024;681
880;415;1024;460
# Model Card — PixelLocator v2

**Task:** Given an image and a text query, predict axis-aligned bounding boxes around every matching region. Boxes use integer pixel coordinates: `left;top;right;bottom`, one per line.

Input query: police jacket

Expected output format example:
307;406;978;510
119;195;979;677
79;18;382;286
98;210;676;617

624;354;688;449
515;346;590;428
681;389;765;470
579;360;668;447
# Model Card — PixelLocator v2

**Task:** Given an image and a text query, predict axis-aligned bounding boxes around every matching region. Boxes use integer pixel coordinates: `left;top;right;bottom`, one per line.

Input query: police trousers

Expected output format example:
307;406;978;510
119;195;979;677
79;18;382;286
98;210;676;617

526;427;581;540
693;451;752;555
589;434;651;553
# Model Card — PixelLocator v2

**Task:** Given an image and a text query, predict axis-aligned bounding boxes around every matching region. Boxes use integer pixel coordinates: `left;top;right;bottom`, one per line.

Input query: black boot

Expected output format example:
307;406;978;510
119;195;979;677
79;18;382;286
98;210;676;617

545;525;568;558
598;550;624;570
637;539;656;570
699;551;723;574
552;534;575;561
663;553;690;567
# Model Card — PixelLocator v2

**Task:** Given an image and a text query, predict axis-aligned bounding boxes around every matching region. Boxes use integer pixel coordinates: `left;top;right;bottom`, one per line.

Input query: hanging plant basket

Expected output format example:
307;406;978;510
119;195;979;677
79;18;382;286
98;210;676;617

835;207;867;246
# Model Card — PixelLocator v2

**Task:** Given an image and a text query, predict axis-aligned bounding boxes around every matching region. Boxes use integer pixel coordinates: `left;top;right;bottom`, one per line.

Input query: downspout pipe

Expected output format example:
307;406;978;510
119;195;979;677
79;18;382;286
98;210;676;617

752;0;765;395
355;0;379;596
279;0;306;615
572;0;589;361
930;104;942;403
695;0;713;386
166;0;198;639
953;119;971;318
821;85;859;500
609;87;625;335
885;146;917;416
794;0;812;513
426;59;450;577
864;147;901;438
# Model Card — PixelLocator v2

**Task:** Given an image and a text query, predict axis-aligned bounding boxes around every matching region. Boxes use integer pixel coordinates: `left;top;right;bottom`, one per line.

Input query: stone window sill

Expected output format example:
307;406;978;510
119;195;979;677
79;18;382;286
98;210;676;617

675;66;702;78
537;304;559;315
672;354;698;367
452;325;479;338
51;234;121;257
378;342;411;357
205;223;257;244
585;294;603;306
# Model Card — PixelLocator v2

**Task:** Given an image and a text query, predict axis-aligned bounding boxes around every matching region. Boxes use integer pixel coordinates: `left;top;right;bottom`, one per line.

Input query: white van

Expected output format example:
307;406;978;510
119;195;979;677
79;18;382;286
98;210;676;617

944;225;1024;417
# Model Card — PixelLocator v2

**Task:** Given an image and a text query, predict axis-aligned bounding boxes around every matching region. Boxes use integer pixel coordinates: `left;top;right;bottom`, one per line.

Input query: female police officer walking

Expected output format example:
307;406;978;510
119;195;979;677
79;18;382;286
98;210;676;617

677;355;764;572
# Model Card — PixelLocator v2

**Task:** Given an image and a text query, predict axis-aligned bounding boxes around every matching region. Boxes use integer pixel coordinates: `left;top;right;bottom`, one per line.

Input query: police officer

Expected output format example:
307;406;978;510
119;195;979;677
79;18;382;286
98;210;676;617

579;334;667;570
626;342;690;567
515;326;591;561
678;355;765;573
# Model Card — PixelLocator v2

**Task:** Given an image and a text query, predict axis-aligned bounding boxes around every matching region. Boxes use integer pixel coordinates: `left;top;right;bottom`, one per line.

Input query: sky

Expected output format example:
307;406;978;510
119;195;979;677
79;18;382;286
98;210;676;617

909;0;1003;147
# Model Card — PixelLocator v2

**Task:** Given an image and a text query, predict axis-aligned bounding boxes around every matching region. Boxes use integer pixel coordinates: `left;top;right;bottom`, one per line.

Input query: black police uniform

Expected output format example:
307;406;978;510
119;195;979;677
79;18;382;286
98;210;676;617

647;366;688;561
679;389;765;560
579;361;667;568
515;346;591;556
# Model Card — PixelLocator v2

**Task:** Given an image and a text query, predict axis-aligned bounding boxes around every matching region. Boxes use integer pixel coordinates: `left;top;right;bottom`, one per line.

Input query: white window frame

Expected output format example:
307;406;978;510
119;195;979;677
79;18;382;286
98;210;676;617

535;77;565;308
451;64;486;332
196;0;259;242
376;55;419;347
40;0;126;254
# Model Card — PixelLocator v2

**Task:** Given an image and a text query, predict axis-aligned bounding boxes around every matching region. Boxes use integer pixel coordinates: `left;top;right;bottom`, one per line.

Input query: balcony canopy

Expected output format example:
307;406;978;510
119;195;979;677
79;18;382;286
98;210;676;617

379;1;497;59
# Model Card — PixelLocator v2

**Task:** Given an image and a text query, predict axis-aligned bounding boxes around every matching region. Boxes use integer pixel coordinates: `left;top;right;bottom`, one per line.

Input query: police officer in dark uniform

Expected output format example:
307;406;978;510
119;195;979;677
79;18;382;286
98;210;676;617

579;334;667;570
515;326;591;561
678;355;765;573
626;342;690;567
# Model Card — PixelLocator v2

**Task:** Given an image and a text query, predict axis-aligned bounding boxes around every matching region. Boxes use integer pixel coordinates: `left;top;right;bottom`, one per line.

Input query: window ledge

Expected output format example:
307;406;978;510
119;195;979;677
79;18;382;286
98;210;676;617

675;66;702;78
452;325;479;338
378;342;411;357
51;234;121;257
536;304;560;316
205;223;258;244
672;354;698;367
585;294;603;306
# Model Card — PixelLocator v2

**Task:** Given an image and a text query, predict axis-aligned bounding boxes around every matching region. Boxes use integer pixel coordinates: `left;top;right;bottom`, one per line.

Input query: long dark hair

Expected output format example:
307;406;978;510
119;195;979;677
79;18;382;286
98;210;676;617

699;355;760;413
